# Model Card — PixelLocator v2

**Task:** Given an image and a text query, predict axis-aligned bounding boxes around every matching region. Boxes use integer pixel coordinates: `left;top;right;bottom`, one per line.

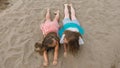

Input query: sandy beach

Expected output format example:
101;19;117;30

0;0;120;68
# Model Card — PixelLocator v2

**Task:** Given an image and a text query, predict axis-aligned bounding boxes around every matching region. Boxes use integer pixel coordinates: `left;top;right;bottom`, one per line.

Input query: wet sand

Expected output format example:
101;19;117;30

0;0;120;68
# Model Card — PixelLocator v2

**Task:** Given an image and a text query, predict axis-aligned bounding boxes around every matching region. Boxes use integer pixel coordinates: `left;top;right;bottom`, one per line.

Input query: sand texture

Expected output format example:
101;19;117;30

0;0;120;68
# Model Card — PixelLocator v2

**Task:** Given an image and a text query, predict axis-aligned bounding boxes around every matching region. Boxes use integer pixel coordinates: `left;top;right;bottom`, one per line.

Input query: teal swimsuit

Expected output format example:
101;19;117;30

58;22;85;38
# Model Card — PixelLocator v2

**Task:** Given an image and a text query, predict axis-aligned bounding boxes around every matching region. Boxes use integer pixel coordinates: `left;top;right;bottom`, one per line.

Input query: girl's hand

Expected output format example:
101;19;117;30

64;52;67;57
53;60;57;65
43;61;48;66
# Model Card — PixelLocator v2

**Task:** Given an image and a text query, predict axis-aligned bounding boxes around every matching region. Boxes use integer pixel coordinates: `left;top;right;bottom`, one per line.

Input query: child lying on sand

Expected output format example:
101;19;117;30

59;4;85;56
35;9;60;66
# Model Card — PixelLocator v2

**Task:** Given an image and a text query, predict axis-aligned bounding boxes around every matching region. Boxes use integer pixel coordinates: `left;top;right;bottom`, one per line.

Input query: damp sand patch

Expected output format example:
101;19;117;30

0;0;16;12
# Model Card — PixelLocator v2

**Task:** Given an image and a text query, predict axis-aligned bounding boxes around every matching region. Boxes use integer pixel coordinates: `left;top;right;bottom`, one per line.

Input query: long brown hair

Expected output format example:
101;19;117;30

64;30;82;55
34;32;59;55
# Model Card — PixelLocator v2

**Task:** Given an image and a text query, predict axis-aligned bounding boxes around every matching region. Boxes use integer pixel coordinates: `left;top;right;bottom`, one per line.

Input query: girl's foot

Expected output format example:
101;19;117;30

47;8;50;12
53;60;57;65
64;4;68;7
54;10;59;15
43;61;48;66
69;4;73;7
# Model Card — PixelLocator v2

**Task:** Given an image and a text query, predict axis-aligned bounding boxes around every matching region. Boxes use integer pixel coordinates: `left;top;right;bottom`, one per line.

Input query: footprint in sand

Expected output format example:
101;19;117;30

0;0;10;11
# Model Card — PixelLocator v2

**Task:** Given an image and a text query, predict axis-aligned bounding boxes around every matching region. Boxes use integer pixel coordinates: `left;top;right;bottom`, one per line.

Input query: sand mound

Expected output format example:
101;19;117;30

0;0;120;68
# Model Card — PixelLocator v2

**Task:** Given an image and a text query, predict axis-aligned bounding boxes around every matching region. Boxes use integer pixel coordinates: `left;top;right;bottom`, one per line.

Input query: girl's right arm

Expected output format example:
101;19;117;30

63;43;67;57
43;50;48;66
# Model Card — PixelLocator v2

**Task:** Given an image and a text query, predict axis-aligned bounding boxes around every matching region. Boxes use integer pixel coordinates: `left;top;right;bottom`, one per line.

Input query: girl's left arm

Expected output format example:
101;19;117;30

53;42;59;61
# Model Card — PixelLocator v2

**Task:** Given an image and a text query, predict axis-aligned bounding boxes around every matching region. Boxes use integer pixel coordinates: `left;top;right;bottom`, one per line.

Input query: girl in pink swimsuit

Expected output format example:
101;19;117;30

35;9;60;66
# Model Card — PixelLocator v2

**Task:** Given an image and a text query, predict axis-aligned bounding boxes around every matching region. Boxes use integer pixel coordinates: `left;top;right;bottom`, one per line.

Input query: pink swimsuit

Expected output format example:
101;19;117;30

40;21;59;35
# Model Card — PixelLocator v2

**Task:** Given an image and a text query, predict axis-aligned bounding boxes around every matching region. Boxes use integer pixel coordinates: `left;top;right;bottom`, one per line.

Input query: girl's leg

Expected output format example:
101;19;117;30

69;4;77;20
64;4;69;19
45;8;51;22
63;4;71;25
53;10;59;22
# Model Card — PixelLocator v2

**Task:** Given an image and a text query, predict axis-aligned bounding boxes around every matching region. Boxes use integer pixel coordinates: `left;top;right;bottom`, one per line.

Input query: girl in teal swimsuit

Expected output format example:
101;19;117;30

59;4;85;56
